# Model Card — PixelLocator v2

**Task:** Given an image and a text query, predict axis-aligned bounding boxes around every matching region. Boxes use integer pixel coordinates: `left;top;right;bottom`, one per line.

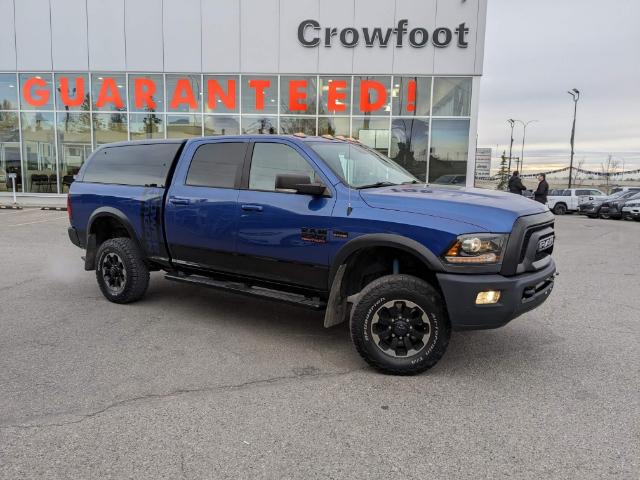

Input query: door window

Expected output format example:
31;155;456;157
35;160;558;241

576;189;590;196
186;142;247;188
248;143;318;191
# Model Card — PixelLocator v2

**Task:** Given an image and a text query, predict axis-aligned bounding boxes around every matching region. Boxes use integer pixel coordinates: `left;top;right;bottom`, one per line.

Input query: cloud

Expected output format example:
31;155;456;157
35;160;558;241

477;0;640;170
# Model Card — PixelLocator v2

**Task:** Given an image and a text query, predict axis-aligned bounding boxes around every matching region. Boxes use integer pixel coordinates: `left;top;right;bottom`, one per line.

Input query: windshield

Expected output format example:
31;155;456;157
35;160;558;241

309;142;418;188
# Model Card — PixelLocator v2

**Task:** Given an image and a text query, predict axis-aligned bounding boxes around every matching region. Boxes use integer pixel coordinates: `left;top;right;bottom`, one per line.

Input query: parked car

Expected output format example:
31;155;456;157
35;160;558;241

67;135;557;375
622;196;640;221
610;186;640;195
579;190;640;218
546;188;605;215
600;192;640;219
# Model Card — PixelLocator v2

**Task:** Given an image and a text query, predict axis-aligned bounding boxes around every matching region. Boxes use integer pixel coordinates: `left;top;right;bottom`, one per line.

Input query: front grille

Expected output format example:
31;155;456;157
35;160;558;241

519;221;554;262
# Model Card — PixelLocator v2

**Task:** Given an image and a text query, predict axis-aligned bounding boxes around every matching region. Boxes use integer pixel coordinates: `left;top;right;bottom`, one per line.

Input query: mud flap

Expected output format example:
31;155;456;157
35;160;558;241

324;263;349;328
84;234;97;271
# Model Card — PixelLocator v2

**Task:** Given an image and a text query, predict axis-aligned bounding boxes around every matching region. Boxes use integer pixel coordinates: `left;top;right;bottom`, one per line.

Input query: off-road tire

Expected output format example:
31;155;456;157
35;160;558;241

350;274;451;375
96;237;149;304
553;203;567;215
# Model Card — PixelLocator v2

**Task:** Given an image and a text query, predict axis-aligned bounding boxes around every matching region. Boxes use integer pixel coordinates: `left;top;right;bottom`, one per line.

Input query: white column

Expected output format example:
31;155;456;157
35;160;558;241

465;75;481;188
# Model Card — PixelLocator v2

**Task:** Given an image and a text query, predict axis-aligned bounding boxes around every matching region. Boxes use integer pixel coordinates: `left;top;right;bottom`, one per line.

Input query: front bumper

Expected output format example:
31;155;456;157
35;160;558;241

599;205;622;217
578;204;599;215
622;206;640;219
436;259;556;330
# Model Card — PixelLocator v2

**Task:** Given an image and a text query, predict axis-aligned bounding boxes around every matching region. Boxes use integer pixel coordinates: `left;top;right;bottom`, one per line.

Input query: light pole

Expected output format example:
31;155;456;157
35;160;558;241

514;119;538;173
507;119;515;174
568;88;580;188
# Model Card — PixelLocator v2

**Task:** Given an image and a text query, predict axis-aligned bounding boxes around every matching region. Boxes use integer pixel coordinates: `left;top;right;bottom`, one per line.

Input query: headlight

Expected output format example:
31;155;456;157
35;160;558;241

443;234;508;265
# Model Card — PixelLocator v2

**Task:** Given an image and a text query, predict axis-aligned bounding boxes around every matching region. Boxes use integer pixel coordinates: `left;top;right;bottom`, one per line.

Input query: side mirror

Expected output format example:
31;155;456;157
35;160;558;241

275;174;328;196
589;196;594;200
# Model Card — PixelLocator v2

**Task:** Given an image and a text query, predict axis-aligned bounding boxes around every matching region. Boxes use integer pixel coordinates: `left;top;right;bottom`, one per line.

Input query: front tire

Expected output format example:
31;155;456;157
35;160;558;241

553;203;567;215
350;274;450;375
96;237;149;304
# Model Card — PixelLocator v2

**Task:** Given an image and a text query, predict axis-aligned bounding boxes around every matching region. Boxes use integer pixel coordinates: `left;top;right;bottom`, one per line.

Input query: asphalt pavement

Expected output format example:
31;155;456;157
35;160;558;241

0;209;638;479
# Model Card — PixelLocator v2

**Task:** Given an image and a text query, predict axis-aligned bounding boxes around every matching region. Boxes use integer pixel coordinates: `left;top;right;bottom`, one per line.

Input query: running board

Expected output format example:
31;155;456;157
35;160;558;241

164;272;326;310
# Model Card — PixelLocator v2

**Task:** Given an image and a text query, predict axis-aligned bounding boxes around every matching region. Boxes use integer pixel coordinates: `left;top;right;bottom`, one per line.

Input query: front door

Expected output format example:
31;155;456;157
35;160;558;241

165;139;248;272
235;140;336;291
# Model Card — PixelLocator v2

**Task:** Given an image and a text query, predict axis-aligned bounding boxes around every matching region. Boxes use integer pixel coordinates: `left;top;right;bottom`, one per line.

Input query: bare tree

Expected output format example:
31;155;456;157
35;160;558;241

601;155;620;193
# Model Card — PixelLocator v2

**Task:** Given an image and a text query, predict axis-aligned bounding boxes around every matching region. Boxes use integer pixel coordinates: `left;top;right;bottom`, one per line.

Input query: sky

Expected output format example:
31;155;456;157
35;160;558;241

477;0;640;172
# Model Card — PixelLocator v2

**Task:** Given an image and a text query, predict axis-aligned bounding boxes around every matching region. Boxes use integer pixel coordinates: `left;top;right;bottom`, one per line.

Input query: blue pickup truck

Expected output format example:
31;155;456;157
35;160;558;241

67;135;556;374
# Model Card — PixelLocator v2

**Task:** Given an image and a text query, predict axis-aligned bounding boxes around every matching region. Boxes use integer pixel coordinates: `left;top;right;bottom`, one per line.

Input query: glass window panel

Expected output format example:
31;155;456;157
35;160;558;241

241;116;277;135
318;117;350;137
55;73;90;112
167;114;202;138
204;115;240;136
0;111;21;192
241;76;277;114
186;142;247;188
20;112;56;193
392;76;431;117
432;77;471;116
91;73;127;112
130;113;165;140
428;119;470;183
19;74;54;111
128;74;164;112
390;118;429;182
83;143;181;187
352;76;391;116
351;117;390;155
204;75;239;114
249;143;318;191
57;112;92;192
93;112;128;146
279;116;316;135
0;74;19;110
166;75;201;113
318;76;350;116
280;76;317;115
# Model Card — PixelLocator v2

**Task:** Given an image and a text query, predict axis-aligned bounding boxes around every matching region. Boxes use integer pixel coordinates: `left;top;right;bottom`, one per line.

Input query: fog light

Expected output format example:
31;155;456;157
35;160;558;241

476;290;501;305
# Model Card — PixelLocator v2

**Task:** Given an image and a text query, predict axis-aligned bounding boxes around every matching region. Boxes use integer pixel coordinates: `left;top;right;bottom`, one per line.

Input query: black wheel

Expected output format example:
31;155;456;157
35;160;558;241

600;213;610;219
350;274;450;375
553;203;567;215
96;237;149;304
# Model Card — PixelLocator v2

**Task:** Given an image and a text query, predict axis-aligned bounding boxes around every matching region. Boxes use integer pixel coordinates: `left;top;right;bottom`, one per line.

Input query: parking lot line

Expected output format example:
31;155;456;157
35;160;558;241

6;215;68;227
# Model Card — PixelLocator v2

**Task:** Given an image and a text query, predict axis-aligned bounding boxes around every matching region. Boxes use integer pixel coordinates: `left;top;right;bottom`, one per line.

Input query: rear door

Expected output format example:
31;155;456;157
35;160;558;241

235;140;336;290
164;139;248;272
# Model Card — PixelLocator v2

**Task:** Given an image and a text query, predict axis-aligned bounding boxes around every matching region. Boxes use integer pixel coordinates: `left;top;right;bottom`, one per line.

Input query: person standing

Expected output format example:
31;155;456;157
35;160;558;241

508;171;526;195
534;173;549;204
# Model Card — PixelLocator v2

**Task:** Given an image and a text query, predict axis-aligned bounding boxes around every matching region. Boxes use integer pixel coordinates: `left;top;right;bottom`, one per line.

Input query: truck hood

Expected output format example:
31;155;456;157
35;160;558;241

359;186;548;232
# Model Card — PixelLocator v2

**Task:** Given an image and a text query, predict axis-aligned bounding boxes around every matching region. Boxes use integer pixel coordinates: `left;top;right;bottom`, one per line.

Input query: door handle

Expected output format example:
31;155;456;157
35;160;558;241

241;204;263;212
168;196;191;205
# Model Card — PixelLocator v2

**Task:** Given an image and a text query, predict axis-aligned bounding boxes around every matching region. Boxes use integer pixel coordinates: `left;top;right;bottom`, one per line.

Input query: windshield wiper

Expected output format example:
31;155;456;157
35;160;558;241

401;180;420;185
356;181;399;189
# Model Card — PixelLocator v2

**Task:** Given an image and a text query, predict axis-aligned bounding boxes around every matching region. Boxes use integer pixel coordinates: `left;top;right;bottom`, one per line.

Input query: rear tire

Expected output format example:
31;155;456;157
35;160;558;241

350;274;450;375
96;237;149;304
553;203;567;215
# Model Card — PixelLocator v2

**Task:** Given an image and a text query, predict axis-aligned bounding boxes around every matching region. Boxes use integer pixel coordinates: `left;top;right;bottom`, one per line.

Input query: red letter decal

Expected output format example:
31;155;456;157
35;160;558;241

134;78;157;110
406;80;416;112
59;77;85;108
23;77;50;107
248;79;271;111
207;79;236;110
170;78;197;109
288;79;308;112
95;77;124;109
359;80;387;113
327;80;347;113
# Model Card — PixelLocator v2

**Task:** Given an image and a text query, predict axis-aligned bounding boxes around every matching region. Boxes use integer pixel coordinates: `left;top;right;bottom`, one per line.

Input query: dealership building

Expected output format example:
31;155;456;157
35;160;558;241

0;0;487;199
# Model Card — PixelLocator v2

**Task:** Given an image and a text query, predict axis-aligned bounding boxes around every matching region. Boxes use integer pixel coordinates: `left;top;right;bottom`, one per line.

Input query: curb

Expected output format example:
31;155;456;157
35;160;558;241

41;206;67;211
0;205;23;210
